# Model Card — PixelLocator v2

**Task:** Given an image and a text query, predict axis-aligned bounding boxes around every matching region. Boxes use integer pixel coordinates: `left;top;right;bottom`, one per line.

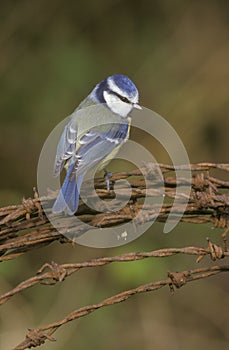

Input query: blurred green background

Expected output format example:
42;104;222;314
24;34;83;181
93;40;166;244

0;1;228;349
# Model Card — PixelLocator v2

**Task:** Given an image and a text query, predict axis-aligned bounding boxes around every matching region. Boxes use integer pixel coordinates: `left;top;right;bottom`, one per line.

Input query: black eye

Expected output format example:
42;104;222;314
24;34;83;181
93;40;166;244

112;91;131;103
119;96;130;103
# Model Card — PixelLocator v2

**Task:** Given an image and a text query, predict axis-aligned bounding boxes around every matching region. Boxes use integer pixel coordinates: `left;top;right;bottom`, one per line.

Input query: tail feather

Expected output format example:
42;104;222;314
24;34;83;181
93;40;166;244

52;166;84;215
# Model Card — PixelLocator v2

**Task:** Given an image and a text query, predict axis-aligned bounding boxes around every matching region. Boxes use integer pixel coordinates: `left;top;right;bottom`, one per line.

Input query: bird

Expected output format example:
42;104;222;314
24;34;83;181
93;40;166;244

52;74;141;215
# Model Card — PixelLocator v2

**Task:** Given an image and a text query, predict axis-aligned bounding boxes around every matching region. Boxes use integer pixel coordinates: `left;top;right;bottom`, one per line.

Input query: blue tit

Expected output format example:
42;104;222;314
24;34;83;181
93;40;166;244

52;74;141;215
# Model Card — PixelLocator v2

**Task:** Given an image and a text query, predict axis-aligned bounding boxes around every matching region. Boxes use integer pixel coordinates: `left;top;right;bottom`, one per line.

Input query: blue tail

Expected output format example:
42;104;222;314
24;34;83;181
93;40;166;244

52;165;84;215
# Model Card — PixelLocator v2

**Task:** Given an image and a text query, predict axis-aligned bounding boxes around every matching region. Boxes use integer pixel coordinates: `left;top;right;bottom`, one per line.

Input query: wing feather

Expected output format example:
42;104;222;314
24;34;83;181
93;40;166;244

53;118;78;177
54;116;129;179
73;122;129;175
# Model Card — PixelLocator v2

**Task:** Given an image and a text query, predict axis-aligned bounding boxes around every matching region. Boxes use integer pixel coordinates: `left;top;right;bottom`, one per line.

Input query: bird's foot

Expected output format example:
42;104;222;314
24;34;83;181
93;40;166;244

104;169;112;192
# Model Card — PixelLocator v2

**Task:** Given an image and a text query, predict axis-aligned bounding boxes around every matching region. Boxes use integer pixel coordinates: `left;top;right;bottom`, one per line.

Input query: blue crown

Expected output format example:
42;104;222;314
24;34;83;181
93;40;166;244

92;74;138;104
111;74;138;98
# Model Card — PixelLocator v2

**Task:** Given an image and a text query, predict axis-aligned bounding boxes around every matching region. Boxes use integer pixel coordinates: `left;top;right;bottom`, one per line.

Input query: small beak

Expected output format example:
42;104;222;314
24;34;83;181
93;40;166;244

133;103;142;110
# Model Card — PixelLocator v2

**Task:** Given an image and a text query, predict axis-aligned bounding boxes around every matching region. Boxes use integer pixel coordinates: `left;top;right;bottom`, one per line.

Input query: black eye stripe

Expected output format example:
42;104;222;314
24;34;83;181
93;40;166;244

105;89;131;104
113;91;131;104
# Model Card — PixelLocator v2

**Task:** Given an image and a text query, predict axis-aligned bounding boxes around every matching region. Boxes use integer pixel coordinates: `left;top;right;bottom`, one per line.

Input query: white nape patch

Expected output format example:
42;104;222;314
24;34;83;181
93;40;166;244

107;77;139;104
103;90;133;118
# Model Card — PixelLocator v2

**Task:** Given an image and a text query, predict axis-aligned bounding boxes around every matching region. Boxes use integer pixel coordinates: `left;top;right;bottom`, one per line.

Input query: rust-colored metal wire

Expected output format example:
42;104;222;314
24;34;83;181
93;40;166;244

0;240;229;305
0;163;229;262
0;238;228;307
0;163;229;350
12;264;229;350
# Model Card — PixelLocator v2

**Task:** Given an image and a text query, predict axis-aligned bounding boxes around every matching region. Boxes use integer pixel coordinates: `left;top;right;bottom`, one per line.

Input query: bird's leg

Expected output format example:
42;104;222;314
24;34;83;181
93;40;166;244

104;169;112;192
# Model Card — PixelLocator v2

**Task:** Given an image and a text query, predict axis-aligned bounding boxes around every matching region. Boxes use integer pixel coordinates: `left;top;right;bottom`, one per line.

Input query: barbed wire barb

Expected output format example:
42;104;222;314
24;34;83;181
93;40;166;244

0;238;228;306
0;163;229;262
12;264;229;350
0;163;228;349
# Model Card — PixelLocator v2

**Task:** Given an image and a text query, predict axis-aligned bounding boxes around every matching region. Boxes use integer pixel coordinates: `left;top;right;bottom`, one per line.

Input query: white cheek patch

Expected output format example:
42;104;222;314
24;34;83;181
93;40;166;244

103;90;133;117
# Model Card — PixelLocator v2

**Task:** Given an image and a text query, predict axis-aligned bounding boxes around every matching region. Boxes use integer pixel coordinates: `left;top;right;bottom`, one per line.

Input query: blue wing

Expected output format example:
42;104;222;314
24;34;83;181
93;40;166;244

52;119;129;215
53;117;78;177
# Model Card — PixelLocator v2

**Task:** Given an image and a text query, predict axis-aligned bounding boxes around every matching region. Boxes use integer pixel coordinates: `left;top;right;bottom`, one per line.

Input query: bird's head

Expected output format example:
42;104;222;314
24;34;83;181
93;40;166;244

90;74;141;118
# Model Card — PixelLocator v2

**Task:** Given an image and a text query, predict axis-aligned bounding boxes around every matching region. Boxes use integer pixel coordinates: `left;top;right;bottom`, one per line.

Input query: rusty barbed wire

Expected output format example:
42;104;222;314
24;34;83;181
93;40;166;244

0;163;228;349
12;264;229;350
0;238;228;306
0;163;228;262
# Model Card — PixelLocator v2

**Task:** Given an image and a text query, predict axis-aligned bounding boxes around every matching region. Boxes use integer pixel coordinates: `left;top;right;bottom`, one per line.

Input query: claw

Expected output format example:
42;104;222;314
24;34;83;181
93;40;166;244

104;169;112;192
